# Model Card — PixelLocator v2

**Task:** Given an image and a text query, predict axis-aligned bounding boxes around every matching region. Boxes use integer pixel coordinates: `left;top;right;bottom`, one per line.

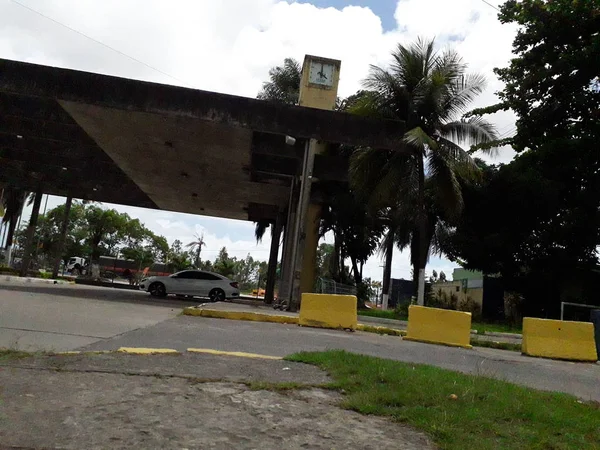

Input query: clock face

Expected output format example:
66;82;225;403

308;61;334;87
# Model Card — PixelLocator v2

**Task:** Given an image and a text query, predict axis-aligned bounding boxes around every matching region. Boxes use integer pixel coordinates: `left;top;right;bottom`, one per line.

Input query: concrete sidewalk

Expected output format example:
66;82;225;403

0;352;432;449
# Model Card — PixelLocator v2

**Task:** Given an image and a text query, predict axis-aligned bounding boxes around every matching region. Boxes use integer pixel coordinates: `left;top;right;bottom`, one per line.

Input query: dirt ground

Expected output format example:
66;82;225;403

0;353;434;449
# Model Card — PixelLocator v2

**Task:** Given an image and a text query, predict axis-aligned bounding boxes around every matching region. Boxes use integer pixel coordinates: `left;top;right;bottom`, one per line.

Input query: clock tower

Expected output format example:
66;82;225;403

285;55;341;309
298;55;341;110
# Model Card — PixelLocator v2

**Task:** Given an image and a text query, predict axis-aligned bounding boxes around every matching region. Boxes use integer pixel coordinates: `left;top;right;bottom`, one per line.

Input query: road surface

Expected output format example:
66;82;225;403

1;279;599;401
0;279;197;351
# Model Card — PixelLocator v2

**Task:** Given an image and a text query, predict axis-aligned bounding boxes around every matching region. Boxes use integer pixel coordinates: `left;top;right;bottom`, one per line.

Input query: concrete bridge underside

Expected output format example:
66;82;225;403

0;58;405;306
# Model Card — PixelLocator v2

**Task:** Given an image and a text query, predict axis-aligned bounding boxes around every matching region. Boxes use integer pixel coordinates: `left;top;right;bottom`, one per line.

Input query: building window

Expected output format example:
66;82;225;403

456;286;460;292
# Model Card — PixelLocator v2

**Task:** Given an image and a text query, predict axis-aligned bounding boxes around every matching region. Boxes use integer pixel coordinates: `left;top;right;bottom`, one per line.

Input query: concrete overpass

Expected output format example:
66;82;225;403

0;56;405;307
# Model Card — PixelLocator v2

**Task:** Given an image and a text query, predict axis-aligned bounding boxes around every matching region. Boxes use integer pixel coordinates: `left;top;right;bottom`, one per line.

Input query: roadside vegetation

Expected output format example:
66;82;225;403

358;309;522;335
288;350;600;450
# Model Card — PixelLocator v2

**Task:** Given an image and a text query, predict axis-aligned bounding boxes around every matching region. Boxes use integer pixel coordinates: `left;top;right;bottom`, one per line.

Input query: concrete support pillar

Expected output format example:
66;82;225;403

279;201;297;304
52;196;72;279
19;190;43;277
299;203;321;294
264;210;283;304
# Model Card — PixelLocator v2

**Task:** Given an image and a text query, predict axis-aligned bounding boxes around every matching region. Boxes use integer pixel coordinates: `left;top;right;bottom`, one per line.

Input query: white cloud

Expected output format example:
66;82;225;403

1;0;518;282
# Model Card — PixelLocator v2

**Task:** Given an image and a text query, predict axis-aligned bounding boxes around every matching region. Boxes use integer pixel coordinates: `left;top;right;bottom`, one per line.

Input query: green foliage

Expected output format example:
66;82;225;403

287;350;600;450
442;0;599;316
349;38;497;296
167;239;193;272
212;247;236;279
256;57;301;105
442;1;600;315
13;201;170;270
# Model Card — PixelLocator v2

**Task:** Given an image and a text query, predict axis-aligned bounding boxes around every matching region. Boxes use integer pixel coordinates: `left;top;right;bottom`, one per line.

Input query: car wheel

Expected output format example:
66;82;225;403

71;267;80;276
209;288;226;303
149;282;167;298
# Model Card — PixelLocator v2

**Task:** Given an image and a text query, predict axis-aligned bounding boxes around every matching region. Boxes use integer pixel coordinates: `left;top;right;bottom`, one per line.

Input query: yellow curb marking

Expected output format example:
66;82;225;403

55;351;81;355
403;336;473;349
183;307;298;325
187;348;282;360
117;347;179;355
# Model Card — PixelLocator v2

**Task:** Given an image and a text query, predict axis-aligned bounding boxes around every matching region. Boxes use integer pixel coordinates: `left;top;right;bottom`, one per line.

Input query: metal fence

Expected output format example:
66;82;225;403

315;277;357;296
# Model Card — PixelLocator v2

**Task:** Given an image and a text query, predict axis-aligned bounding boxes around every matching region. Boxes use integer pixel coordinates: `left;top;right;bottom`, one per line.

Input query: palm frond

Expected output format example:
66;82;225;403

403;126;438;152
390;38;438;92
350;147;418;208
435;137;481;182
257;58;301;105
440;73;487;121
468;136;514;154
440;116;498;147
426;149;464;220
254;221;270;243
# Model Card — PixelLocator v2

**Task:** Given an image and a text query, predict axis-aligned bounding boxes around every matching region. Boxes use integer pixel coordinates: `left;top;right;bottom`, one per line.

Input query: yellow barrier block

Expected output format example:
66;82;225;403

522;318;598;362
299;293;357;330
404;305;472;348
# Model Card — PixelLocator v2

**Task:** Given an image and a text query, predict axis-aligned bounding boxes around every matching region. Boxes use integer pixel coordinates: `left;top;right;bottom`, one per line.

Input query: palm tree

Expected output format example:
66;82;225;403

257;58;301;105
2;186;29;251
186;233;206;268
254;58;302;243
350;38;498;305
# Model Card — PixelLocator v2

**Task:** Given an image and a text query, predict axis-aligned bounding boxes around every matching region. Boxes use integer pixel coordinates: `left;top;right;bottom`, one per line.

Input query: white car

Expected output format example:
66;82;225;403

140;270;240;301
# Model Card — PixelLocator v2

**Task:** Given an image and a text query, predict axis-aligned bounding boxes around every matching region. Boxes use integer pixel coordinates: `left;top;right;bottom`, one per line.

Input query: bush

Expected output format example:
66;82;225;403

38;272;53;279
0;266;18;275
504;291;524;326
427;289;458;310
458;296;482;322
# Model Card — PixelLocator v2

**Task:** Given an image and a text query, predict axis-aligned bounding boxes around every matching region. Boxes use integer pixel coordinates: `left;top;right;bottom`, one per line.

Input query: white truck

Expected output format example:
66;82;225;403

65;257;87;275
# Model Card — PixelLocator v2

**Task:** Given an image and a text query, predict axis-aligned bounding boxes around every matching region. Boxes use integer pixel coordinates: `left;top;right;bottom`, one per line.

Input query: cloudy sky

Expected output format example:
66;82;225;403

1;0;518;282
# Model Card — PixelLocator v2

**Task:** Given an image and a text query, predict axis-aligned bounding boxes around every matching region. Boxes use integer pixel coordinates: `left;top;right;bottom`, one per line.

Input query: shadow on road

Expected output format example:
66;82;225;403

0;283;204;309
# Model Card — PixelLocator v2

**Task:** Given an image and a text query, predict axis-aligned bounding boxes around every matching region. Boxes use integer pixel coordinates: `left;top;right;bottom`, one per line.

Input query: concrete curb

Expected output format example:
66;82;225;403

356;324;406;337
2;275;75;285
118;347;180;355
183;307;299;325
184;307;409;339
404;336;473;349
54;348;282;360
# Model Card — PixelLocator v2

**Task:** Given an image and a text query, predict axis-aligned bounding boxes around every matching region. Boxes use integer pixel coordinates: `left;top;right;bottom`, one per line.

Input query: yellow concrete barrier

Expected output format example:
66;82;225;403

299;293;357;330
522;318;598;362
404;305;472;348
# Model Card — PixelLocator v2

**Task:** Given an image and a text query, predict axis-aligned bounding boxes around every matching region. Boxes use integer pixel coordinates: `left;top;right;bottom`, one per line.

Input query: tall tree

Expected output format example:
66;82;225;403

186;232;206;268
213;247;236;278
350;38;497;304
443;0;600;316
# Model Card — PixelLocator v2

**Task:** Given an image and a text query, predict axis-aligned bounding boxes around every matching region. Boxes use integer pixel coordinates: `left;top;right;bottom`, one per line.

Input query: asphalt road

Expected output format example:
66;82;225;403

83;315;600;401
0;279;198;351
2;279;599;401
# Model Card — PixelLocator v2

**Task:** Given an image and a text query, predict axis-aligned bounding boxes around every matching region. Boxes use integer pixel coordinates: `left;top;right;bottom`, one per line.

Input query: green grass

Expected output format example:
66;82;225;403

286;350;600;450
357;309;407;320
0;348;33;361
358;309;523;335
472;322;522;335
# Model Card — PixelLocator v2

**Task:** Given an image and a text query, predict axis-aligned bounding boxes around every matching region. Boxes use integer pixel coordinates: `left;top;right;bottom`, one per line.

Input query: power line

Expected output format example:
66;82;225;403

480;0;500;12
9;0;193;88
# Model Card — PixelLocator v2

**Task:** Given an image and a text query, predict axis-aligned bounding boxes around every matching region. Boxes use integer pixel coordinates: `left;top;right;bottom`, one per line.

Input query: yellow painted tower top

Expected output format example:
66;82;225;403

298;55;341;111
